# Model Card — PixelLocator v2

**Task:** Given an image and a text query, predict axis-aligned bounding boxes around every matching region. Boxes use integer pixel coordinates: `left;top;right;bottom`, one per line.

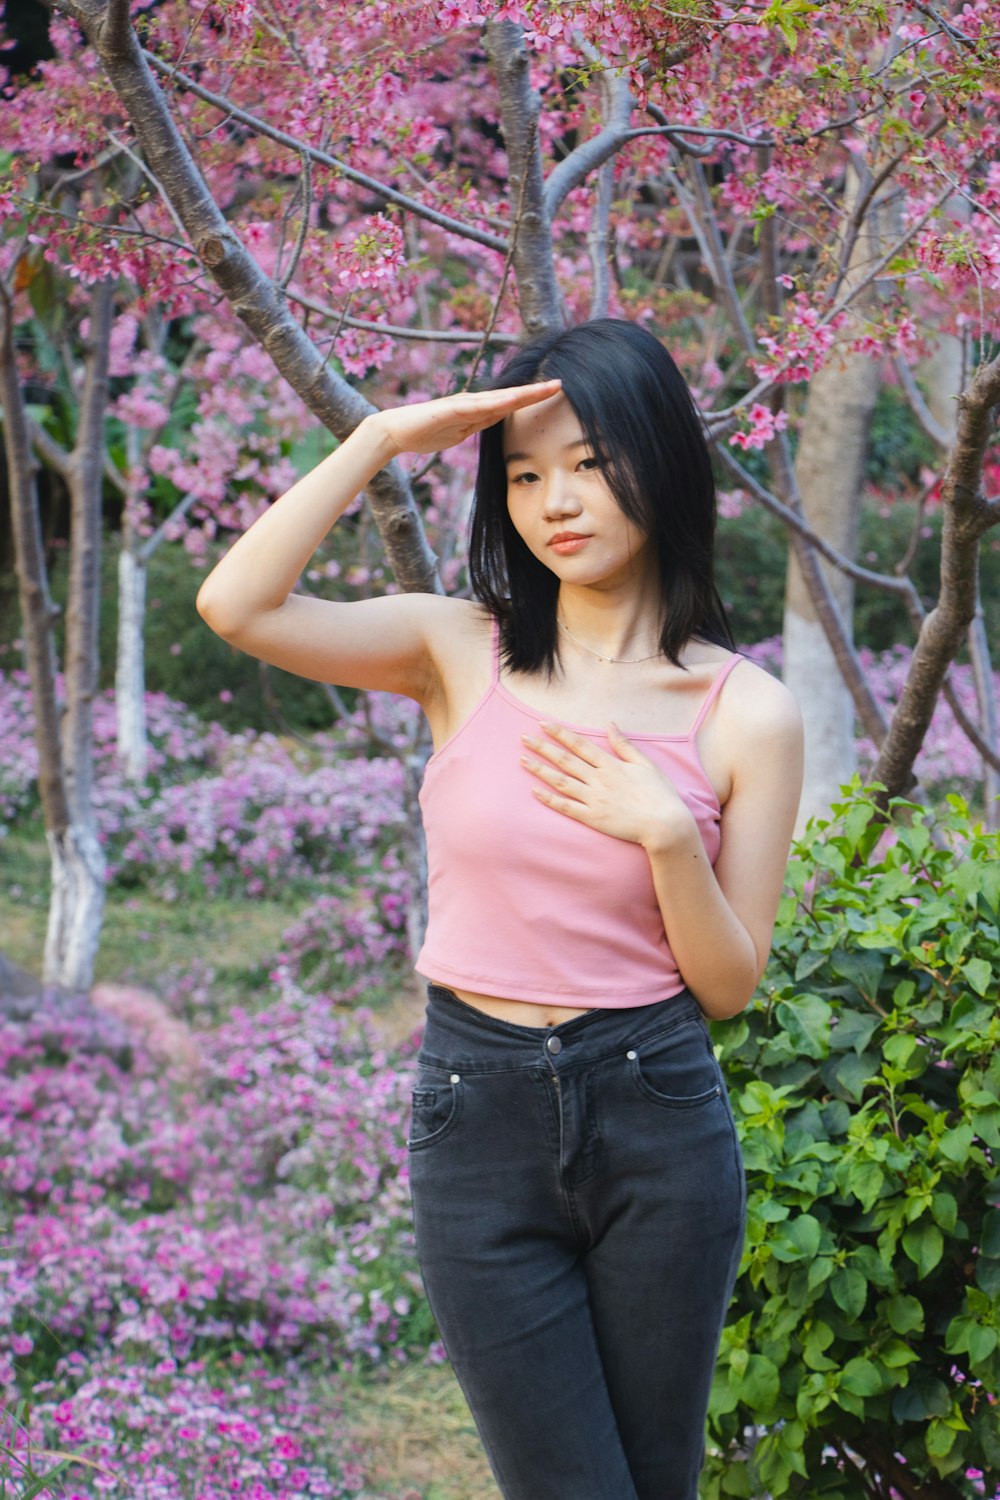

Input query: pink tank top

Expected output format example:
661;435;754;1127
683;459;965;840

416;620;744;1009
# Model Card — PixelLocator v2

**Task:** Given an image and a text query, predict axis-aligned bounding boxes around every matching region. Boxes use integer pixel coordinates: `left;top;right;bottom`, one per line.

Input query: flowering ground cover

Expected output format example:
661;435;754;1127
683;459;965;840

1;658;997;1496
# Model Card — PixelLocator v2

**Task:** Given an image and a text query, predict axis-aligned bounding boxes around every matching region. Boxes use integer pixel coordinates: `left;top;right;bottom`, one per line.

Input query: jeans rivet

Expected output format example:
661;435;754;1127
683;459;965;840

626;1049;637;1061
450;1073;460;1084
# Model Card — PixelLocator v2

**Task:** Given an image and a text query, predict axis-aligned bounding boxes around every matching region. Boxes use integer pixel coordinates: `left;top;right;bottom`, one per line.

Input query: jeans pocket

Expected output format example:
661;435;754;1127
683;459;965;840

408;1073;463;1150
627;1019;724;1109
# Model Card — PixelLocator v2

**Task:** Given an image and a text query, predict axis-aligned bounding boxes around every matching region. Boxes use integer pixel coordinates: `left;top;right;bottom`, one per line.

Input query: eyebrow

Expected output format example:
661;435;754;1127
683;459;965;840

503;439;590;464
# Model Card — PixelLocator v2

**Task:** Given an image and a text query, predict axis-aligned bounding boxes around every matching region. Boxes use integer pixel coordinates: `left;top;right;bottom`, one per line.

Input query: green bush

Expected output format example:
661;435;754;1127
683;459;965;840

705;784;1000;1500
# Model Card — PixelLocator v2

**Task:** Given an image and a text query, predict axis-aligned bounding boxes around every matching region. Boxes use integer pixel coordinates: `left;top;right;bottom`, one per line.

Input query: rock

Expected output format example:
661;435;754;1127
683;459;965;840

90;981;202;1075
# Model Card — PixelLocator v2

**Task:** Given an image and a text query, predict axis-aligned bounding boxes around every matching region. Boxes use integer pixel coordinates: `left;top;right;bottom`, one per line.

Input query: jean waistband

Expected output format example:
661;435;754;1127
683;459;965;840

421;984;707;1072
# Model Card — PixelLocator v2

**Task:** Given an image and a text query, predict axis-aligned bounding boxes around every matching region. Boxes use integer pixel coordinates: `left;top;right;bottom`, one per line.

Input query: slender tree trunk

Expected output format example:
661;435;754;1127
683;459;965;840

783;166;881;828
115;422;148;782
783;349;881;827
1;291;70;845
115;539;147;782
46;282;114;988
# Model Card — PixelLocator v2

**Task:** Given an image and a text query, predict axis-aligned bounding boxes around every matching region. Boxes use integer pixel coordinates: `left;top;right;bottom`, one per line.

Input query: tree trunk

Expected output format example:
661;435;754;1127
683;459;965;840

783;348;880;828
115;534;148;783
783;166;881;829
44;821;106;986
47;282;114;988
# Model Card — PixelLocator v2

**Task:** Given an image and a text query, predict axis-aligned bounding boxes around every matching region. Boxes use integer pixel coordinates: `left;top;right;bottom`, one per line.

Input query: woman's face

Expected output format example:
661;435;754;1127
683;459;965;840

502;392;653;593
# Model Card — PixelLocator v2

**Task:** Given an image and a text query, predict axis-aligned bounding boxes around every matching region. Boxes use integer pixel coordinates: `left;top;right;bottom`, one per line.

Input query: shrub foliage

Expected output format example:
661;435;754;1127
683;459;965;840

706;785;1000;1499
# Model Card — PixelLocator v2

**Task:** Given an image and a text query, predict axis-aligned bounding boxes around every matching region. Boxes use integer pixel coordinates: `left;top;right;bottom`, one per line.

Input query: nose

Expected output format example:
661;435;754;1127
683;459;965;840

540;476;583;521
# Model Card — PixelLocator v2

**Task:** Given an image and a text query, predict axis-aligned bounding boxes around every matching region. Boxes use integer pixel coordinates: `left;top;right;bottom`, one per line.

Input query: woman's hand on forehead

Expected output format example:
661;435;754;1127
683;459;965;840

369;380;562;459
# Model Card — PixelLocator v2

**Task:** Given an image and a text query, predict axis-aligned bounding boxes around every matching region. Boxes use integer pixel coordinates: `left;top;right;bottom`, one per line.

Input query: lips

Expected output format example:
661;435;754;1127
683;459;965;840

548;532;591;554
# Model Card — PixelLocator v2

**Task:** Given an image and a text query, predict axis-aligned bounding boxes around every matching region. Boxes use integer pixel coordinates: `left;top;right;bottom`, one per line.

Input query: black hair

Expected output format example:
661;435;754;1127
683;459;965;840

468;317;735;674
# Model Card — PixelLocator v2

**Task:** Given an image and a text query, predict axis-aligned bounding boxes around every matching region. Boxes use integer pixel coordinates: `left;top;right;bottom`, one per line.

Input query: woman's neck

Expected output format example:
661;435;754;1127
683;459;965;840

556;588;663;664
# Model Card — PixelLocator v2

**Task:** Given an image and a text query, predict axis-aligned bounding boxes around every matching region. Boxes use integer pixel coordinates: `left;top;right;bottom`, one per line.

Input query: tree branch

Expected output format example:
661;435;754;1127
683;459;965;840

53;0;441;595
0;280;69;835
872;349;1000;794
285;285;518;345
544;68;633;220
141;50;508;255
894;355;954;449
27;416;74;481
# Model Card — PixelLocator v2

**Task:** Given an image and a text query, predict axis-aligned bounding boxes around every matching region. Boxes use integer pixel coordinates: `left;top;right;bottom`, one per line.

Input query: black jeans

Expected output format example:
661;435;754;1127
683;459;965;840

407;984;747;1500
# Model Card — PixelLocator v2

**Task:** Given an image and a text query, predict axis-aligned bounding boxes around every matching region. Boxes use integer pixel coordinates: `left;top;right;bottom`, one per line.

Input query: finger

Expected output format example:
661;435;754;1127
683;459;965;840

520;754;588;794
536;722;605;767
456;380;562;416
521;732;594;775
531;786;592;822
607;720;652;763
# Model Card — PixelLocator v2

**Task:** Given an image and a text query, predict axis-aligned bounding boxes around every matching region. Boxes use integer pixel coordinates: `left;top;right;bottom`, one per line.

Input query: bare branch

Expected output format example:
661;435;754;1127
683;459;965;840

716;445;919;605
914;3;977;49
278;151;312;291
464;120;537;389
28;416;73;481
719;433;891;747
143;50;508;255
544;69;633;219
285;285;517;345
872;348;1000;794
588;152;615;320
56;1;440;594
894;356;954;449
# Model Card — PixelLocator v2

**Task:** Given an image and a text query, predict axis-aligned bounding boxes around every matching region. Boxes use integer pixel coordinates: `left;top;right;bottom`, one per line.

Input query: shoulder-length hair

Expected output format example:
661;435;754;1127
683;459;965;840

468;317;734;674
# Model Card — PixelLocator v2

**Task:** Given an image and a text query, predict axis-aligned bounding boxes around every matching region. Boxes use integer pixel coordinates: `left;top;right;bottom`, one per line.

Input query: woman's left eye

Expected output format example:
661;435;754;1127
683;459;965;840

579;456;601;471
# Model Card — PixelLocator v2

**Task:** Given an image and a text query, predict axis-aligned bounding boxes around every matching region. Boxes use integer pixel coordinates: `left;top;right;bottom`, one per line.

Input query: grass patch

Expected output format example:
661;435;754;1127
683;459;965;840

335;1361;500;1499
1;825;304;1013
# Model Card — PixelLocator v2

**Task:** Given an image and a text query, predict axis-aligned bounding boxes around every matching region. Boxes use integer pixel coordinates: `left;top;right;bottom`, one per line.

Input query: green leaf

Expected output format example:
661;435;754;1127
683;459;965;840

827;1051;880;1103
829;948;886;999
847;1160;885;1212
794;950;827;981
962;957;992;996
926;1417;958;1459
775;995;832;1059
981;1210;1000;1258
771;1213;823;1263
885;1293;924;1336
738;1353;781;1412
840;1357;882;1396
892;1376;950;1421
938;1124;974;1165
968;1324;999;1364
976;1257;1000;1297
930;1191;957;1231
902;1222;944;1276
831;1266;867;1318
880;1339;919;1368
883;1033;919;1069
829;1010;880;1055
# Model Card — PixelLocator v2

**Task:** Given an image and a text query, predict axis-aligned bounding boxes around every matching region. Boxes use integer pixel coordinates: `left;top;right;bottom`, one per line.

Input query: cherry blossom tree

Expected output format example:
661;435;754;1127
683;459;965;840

3;0;1000;988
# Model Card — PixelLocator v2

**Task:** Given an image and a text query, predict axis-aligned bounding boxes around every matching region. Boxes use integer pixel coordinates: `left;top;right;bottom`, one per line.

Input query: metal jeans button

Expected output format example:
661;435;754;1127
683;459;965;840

546;1034;563;1055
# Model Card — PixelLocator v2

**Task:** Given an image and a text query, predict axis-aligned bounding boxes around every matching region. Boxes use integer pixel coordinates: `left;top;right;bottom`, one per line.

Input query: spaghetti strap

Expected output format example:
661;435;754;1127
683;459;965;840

489;615;502;686
688;653;744;737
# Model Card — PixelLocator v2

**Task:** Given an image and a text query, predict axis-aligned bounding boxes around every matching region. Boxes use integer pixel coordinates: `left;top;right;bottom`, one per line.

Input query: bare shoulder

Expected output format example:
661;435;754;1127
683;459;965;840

726;655;801;724
723;656;804;776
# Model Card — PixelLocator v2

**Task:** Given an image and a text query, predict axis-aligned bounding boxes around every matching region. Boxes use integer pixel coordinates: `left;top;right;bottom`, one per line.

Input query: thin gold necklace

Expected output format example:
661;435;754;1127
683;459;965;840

556;616;662;664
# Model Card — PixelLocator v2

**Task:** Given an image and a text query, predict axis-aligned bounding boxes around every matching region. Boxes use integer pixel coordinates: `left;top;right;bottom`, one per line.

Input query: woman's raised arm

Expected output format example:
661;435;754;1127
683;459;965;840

195;380;560;700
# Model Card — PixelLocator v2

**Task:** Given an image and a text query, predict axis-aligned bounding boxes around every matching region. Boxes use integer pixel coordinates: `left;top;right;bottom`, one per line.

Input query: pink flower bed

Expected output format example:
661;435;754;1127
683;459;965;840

1;982;428;1495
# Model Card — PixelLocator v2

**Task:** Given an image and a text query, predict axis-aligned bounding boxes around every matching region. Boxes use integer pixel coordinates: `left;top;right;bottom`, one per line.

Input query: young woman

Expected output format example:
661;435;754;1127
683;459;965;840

197;318;803;1500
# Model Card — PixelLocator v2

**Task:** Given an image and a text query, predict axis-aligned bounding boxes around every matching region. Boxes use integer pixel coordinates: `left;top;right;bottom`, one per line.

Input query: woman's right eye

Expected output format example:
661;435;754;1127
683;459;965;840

511;471;539;485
